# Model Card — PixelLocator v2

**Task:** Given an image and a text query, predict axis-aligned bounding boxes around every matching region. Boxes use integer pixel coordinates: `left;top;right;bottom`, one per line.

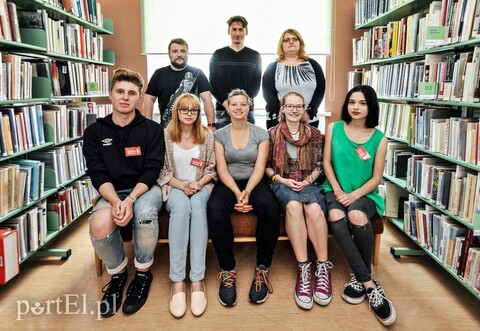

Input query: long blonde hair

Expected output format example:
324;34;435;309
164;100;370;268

166;93;208;144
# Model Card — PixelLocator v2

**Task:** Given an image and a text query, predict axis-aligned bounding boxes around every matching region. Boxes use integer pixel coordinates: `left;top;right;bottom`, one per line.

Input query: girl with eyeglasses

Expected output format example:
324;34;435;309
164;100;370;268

158;93;217;318
265;91;332;310
262;28;326;129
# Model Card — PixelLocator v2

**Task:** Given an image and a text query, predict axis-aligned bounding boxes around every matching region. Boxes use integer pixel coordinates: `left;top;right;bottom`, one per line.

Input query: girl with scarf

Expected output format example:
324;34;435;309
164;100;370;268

265;91;332;310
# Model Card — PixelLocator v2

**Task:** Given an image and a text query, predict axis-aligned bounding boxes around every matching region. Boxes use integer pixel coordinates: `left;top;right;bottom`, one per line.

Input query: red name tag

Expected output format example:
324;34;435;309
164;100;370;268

125;146;142;157
355;146;371;161
190;157;204;168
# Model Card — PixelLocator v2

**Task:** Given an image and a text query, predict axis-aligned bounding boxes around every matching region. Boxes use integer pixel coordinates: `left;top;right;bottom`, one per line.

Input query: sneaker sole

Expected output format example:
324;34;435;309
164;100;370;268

341;293;366;305
295;294;313;310
249;292;269;304
218;295;236;307
313;293;332;306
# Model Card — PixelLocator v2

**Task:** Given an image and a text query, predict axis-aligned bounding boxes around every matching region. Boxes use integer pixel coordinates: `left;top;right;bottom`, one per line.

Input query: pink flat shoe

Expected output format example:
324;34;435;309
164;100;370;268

170;282;186;318
191;281;207;317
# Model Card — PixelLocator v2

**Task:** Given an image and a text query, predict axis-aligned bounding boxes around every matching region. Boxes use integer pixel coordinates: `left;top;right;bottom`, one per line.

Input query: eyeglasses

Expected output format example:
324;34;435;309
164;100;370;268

283;37;299;43
283;104;305;111
178;108;200;115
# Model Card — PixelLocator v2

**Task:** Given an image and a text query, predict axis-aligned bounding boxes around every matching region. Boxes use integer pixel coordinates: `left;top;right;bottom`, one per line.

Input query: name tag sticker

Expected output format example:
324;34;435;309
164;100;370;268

125;146;142;157
355;146;371;161
190;157;204;168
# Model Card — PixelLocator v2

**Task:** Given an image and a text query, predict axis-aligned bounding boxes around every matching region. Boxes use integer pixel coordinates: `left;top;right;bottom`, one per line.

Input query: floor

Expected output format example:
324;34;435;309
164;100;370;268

0;216;479;330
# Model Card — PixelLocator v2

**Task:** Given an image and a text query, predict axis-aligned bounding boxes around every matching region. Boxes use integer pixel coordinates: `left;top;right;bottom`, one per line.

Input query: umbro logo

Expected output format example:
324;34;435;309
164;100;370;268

102;138;113;146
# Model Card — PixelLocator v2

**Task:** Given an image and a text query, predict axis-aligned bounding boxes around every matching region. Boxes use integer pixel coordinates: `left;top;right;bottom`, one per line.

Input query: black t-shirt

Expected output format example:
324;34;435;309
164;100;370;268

145;65;212;124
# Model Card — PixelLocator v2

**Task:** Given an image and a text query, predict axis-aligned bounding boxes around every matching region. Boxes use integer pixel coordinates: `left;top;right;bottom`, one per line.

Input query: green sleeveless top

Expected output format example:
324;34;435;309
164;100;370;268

322;121;385;215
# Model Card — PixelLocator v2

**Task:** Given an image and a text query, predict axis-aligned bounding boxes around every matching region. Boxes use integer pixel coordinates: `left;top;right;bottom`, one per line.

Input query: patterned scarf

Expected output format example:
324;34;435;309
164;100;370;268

271;122;317;176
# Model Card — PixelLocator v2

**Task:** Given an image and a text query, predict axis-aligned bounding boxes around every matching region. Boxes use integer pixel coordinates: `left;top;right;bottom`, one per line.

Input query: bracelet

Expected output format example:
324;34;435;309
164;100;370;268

272;174;280;182
270;172;278;181
207;122;216;127
127;195;137;203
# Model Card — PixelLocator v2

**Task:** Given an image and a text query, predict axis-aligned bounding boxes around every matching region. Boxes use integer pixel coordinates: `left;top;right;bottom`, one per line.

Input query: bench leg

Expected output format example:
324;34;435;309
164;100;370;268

95;252;103;276
373;233;381;266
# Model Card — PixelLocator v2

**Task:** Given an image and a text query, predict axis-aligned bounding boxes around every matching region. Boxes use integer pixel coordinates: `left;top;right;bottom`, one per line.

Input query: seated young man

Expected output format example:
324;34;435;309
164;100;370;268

83;68;165;317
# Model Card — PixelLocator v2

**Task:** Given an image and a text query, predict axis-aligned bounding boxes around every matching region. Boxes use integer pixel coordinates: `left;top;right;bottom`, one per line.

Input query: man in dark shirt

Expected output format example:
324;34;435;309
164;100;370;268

83;68;165;317
209;16;262;129
142;38;215;128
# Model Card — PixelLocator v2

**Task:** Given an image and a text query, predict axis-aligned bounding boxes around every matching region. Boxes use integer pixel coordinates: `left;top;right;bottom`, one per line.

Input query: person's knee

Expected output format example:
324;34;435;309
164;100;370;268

89;211;115;238
286;200;303;215
348;210;368;226
135;207;159;226
328;209;345;223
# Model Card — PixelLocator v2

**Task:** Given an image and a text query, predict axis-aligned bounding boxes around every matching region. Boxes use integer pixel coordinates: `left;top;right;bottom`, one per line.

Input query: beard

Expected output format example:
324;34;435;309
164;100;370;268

170;58;187;69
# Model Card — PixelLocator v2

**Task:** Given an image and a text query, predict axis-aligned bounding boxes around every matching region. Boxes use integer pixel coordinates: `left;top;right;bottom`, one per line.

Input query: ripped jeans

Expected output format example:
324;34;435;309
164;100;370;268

90;185;162;274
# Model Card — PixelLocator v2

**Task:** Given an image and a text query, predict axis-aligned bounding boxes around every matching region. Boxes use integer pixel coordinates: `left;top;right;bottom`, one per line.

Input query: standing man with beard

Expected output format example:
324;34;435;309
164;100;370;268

143;38;215;128
209;16;261;129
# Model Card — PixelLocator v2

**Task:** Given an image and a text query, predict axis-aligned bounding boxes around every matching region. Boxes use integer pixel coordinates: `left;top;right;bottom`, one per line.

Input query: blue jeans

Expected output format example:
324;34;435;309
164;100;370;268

324;191;376;282
165;187;210;282
90;185;162;274
216;110;255;129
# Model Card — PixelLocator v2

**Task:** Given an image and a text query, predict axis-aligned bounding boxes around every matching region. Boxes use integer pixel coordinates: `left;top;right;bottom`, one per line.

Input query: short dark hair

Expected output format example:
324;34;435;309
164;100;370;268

227;15;248;28
110;68;144;93
341;85;379;128
168;38;188;52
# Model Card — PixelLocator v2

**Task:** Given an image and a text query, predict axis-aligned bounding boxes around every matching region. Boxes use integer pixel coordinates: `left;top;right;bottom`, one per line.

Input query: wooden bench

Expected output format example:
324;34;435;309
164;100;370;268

93;210;384;276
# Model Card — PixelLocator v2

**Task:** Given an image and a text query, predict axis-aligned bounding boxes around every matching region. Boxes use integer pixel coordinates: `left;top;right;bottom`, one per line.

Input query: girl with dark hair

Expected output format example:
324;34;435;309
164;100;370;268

322;85;396;326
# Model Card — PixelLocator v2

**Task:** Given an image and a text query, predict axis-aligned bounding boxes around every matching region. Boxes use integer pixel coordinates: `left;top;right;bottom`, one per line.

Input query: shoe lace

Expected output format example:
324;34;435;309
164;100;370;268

345;275;364;292
102;274;125;297
217;270;236;289
314;261;333;291
298;262;312;295
127;274;149;298
254;268;273;294
368;287;387;310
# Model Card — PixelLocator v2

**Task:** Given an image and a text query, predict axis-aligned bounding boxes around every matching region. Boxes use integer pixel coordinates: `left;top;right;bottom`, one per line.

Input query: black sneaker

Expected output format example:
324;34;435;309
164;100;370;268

366;280;397;326
249;265;273;304
122;270;153;315
100;269;128;318
217;269;237;306
342;275;366;304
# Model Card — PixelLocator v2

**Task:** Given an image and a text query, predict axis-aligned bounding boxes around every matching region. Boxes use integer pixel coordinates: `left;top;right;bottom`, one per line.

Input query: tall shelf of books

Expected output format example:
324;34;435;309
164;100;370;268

0;0;113;284
352;0;480;299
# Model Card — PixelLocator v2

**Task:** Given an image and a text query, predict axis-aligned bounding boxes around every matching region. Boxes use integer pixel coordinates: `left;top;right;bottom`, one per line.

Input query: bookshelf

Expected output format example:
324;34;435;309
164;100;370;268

353;0;480;299
0;0;110;284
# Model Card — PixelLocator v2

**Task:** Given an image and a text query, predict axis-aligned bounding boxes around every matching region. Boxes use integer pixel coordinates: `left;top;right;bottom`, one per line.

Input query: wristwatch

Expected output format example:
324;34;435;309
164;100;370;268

207;122;216;127
127;195;137;203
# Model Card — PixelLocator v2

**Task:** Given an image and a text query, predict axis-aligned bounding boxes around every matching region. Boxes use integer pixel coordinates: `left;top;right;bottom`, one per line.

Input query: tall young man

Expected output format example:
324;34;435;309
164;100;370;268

83;69;165;317
209;16;262;129
142;38;215;129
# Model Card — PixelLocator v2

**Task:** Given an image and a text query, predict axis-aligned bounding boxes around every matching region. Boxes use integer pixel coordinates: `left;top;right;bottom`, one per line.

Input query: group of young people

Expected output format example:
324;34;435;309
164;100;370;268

82;15;396;327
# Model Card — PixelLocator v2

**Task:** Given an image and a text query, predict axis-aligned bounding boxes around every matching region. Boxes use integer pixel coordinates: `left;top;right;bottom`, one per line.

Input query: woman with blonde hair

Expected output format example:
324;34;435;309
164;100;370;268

262;28;326;129
158;93;217;318
265;91;332;310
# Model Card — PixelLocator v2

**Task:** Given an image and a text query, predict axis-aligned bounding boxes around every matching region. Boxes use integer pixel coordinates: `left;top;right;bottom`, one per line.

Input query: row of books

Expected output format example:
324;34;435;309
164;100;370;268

353;0;480;63
378;102;414;141
1;53;33;101
28;141;86;188
405;155;479;224
1;200;48;261
351;47;480;102
46;0;104;27
48;177;97;230
0;0;21;42
401;194;480;292
0;105;46;157
355;0;411;26
50;61;109;96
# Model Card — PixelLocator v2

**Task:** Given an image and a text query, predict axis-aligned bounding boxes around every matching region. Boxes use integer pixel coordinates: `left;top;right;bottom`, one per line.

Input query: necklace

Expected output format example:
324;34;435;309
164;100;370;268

289;129;299;136
182;135;192;141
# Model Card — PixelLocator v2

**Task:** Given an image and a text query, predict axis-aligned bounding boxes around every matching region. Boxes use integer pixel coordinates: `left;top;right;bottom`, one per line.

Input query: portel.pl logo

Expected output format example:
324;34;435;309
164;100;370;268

16;294;109;320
